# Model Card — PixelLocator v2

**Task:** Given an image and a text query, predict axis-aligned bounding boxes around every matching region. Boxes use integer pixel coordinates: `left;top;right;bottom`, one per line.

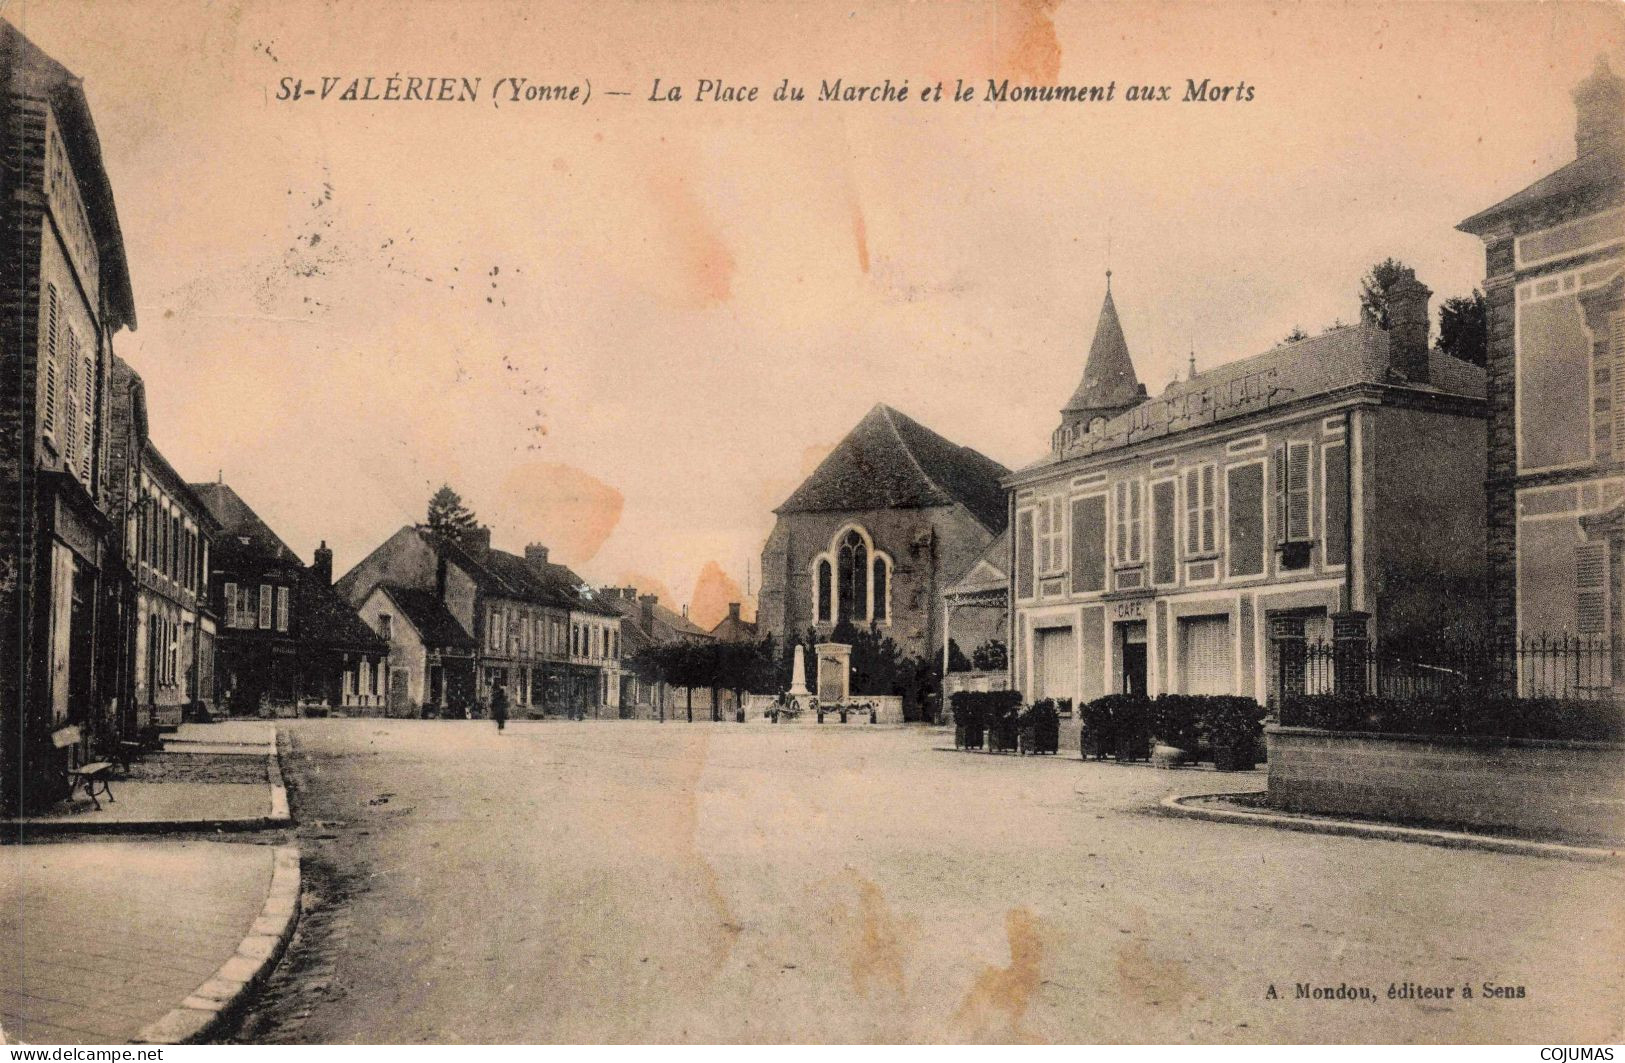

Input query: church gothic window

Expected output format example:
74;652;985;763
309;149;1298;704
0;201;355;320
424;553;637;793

813;526;891;627
837;531;868;625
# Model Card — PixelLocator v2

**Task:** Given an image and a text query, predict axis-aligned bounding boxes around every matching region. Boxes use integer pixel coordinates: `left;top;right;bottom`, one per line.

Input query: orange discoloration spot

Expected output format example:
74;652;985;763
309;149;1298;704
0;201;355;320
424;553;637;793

996;0;1063;83
1115;939;1199;1013
497;462;623;564
650;172;735;306
689;561;752;631
952;907;1045;1042
851;196;871;275
836;869;915;999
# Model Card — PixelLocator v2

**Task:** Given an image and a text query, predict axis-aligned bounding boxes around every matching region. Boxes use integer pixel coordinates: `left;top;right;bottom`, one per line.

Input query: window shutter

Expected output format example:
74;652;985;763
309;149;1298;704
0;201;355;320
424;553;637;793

224;582;237;627
276;586;290;632
1184;468;1200;553
1288;442;1313;541
78;335;93;482
1272;444;1287;544
1612;315;1625;463
42;285;60;438
1201;465;1216;552
259;584;272;629
1576;542;1608;634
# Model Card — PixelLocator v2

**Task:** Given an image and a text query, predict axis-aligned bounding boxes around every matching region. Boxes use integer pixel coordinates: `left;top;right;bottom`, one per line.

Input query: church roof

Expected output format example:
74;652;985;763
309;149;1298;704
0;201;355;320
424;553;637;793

775;404;1011;533
1063;281;1144;414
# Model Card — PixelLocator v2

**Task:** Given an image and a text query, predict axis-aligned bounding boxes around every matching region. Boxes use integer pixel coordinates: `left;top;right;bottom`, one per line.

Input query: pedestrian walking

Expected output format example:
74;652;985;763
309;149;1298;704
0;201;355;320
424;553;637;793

491;682;509;733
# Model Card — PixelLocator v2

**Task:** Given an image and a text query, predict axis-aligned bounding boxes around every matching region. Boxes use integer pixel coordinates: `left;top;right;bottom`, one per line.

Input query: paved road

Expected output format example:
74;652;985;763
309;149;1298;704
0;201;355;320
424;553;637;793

233;719;1623;1044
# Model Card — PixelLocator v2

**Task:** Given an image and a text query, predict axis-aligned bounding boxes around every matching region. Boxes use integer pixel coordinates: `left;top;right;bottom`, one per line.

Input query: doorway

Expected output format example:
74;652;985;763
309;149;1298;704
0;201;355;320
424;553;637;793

1118;621;1148;697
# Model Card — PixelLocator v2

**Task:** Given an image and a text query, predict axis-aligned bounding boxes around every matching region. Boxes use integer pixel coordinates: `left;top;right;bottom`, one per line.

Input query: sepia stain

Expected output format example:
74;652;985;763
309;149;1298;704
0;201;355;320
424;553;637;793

1114;938;1199;1015
649;171;735;305
497;462;623;563
670;730;741;973
688;561;751;631
995;0;1063;83
829;868;916;1000
850;196;871;275
951;907;1045;1043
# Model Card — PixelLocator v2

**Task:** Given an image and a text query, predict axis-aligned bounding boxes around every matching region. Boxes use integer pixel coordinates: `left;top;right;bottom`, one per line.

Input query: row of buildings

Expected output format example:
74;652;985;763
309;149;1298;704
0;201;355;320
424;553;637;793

0;24;681;814
756;57;1625;714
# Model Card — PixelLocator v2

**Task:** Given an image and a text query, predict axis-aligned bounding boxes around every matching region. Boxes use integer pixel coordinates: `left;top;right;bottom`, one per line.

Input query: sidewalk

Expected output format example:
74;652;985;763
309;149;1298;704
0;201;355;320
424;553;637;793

4;722;288;836
0;840;300;1044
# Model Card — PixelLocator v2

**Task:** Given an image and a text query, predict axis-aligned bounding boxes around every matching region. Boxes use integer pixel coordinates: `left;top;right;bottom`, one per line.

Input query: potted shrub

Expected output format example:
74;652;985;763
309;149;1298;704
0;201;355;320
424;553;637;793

951;692;984;750
1206;697;1266;771
1151;695;1200;768
1019;699;1061;755
1079;697;1115;759
986;693;1022;753
1112;696;1152;762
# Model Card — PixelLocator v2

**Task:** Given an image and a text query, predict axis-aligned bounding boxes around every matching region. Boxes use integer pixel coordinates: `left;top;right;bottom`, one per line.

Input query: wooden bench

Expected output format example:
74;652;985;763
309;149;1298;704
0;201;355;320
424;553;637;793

66;762;115;810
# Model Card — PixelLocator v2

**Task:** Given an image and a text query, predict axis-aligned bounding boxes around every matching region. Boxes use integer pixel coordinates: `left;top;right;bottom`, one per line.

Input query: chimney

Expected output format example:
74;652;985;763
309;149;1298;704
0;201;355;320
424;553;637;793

312;540;333;585
1385;267;1432;385
728;602;741;621
464;527;492;559
524;543;550;571
638;593;656;632
1574;56;1625;159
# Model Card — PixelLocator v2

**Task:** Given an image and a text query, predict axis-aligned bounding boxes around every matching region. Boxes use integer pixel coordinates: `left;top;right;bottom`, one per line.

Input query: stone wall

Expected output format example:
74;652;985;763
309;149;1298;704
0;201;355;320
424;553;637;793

1266;724;1624;844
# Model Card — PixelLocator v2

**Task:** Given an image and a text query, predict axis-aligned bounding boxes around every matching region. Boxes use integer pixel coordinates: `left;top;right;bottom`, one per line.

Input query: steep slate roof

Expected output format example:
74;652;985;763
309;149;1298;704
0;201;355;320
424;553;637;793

1019;324;1486;475
944;527;1010;597
777;404;1011;533
297;571;388;653
709;612;759;643
1064;283;1144;414
190;481;301;564
380;585;476;649
600;593;713;644
0;21;136;329
1457;148;1624;235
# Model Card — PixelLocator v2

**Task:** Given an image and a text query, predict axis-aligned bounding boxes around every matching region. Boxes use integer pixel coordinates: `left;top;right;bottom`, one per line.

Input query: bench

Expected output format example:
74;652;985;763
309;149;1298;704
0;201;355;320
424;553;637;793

66;762;114;810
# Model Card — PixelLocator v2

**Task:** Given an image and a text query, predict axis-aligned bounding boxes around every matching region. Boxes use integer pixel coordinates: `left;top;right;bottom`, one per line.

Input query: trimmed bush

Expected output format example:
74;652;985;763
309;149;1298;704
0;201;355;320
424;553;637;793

1279;693;1624;743
1151;695;1202;753
951;690;1020;750
1203;696;1268;771
1020;699;1061;755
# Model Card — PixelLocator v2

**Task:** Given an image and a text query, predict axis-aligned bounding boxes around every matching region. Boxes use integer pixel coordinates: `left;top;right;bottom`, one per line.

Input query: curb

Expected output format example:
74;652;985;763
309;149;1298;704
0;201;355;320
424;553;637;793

132;844;302;1044
3;727;292;838
1156;792;1623;864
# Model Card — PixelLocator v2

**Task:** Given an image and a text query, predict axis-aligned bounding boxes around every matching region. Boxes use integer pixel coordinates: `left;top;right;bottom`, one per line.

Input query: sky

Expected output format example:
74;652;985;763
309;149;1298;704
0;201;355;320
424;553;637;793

7;0;1623;628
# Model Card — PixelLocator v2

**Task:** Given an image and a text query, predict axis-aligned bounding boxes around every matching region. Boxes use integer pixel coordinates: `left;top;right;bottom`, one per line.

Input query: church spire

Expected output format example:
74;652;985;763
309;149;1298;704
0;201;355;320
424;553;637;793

1061;273;1147;432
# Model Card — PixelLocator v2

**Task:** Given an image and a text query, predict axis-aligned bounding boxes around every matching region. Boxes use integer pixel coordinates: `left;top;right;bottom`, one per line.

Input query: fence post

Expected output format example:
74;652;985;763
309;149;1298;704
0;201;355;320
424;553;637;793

1330;611;1371;696
1269;616;1307;711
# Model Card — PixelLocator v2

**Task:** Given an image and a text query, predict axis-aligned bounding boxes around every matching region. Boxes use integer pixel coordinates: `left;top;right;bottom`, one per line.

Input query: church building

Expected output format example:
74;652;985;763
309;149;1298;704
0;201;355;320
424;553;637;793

757;404;1010;663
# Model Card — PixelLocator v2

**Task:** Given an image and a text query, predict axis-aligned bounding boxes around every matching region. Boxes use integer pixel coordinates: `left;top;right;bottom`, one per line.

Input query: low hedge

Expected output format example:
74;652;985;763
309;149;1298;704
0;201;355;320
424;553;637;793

1279;692;1624;743
950;689;1021;727
1080;693;1266;765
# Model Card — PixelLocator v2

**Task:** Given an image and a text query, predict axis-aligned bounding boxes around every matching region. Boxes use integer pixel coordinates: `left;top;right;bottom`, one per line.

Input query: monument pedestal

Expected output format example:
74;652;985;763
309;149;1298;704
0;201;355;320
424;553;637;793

815;643;852;705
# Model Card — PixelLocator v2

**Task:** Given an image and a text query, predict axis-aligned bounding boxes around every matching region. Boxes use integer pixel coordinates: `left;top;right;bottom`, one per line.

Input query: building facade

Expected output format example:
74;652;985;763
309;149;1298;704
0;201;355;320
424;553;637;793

601;586;715;718
336;527;622;716
352;584;477;715
758;403;1010;662
192;481;388;714
0;24;139;812
1006;276;1487;721
1458;57;1625;693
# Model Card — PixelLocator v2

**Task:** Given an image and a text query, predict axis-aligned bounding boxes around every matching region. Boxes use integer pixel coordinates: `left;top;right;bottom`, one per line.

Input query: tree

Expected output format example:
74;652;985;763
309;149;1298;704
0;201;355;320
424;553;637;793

1358;257;1413;329
423;485;481;543
971;638;1008;672
1282;326;1310;344
1436;289;1488;367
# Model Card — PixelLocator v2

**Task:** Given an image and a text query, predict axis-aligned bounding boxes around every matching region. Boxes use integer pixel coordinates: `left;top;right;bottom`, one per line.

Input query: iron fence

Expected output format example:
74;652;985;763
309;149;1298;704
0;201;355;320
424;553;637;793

1290;634;1621;702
